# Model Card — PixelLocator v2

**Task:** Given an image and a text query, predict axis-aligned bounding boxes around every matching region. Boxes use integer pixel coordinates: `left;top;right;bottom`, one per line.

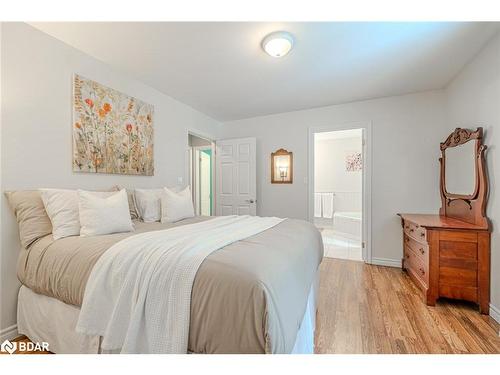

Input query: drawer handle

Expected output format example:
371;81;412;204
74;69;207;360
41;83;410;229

419;267;425;276
405;225;409;229
420;232;425;237
406;254;410;259
419;248;425;255
409;229;414;233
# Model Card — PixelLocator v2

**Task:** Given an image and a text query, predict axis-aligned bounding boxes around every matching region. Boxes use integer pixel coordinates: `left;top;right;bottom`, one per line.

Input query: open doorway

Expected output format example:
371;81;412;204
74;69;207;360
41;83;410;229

188;133;215;216
311;128;367;262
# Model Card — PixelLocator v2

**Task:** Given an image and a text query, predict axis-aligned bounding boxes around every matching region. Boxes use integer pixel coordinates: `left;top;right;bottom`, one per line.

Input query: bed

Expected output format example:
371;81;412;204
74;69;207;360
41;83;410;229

10;199;323;354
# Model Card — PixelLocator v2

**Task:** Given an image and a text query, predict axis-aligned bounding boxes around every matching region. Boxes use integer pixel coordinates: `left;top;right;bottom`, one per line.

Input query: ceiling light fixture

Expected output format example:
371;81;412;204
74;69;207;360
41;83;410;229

262;31;294;58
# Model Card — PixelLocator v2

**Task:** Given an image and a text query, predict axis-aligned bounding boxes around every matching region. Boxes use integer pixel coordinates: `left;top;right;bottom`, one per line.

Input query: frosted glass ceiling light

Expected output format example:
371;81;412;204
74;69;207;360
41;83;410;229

262;31;294;58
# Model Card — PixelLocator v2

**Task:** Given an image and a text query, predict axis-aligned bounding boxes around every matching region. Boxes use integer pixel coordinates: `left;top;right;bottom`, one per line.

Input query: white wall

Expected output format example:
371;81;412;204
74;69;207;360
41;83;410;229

315;137;362;194
221;91;448;265
0;23;221;335
444;31;500;315
315;136;363;214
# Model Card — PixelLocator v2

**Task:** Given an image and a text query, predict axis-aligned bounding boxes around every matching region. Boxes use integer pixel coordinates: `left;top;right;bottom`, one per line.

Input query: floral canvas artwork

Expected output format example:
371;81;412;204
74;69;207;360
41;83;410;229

73;74;154;175
346;151;362;172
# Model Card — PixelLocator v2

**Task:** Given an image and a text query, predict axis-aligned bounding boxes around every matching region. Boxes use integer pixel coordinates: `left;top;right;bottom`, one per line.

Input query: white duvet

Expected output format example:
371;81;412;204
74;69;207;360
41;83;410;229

76;215;284;353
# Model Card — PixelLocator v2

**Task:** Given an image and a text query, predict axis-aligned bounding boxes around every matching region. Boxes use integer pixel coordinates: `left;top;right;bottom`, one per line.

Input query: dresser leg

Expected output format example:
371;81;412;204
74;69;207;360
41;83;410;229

425;290;436;306
479;299;489;315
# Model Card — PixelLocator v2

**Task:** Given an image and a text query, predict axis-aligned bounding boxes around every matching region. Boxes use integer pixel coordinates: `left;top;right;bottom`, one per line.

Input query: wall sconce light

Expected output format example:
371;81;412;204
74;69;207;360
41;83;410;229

271;148;293;184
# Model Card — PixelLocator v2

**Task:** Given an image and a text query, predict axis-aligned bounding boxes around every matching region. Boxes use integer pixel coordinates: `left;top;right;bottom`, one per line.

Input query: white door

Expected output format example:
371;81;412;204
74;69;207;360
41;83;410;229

216;137;256;216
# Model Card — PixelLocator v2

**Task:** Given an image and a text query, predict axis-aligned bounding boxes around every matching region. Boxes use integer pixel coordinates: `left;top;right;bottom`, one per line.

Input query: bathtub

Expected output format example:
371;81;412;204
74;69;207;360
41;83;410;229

333;211;362;239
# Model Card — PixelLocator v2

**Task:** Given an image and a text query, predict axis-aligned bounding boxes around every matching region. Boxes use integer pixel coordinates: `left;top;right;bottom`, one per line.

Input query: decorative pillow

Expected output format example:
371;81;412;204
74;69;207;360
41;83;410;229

134;188;163;222
5;190;53;248
40;188;117;240
78;189;134;237
112;185;139;220
160;186;195;223
40;189;81;240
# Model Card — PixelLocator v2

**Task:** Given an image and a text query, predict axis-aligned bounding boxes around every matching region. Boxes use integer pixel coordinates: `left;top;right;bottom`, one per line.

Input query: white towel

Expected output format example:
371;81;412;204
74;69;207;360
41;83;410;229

314;193;322;218
322;193;334;219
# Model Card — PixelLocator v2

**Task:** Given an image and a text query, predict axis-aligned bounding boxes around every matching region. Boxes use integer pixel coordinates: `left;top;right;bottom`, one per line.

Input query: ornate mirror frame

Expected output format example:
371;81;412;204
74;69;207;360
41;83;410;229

271;148;293;184
439;127;489;228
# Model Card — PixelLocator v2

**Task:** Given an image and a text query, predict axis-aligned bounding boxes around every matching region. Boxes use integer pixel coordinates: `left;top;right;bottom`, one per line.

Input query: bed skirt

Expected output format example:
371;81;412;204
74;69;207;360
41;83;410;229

17;271;319;354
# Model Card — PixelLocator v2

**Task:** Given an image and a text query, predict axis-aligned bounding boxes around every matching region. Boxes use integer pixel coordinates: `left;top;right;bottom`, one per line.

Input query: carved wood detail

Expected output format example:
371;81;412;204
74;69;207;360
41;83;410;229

440;127;483;150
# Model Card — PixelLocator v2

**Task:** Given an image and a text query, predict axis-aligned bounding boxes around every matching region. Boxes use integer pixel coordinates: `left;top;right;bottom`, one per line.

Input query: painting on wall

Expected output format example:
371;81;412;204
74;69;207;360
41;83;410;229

72;74;154;175
345;151;362;172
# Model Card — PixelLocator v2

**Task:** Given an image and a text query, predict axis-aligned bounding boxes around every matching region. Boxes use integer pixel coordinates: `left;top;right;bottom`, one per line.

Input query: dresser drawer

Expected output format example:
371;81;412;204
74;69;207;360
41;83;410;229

404;221;427;243
404;244;429;287
398;213;490;314
404;234;429;265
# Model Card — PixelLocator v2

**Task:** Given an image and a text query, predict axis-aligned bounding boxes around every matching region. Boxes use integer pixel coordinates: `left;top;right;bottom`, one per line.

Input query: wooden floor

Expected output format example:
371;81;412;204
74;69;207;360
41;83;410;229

315;258;500;354
4;258;499;354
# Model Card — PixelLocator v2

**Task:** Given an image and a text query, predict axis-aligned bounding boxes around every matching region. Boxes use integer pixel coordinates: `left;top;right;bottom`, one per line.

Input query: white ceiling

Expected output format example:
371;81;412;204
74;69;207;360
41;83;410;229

31;22;500;122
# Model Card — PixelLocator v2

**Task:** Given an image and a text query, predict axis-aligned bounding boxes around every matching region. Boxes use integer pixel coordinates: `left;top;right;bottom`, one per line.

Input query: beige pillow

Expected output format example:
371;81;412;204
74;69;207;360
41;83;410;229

5;190;53;248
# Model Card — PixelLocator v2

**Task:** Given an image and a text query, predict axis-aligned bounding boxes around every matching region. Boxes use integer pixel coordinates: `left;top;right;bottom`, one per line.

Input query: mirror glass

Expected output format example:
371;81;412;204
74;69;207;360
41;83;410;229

445;140;476;196
272;154;292;183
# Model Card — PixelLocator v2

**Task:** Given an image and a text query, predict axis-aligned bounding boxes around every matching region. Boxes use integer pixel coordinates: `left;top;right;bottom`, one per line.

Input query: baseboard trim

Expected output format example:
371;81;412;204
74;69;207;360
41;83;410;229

0;324;18;342
370;257;402;268
489;303;500;324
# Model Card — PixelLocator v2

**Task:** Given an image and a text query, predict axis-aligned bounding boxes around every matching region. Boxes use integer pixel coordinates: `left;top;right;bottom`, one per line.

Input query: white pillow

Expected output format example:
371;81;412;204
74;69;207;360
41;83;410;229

78;189;134;237
160;186;195;223
134;188;163;222
40;189;117;240
40;189;81;240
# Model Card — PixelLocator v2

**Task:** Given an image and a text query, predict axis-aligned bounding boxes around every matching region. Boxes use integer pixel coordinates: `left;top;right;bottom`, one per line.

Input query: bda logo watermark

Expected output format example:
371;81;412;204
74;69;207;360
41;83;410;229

1;340;16;354
1;339;49;354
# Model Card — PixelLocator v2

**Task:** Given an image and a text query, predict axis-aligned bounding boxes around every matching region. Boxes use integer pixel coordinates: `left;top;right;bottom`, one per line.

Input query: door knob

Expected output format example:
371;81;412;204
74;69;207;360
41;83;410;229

245;199;255;203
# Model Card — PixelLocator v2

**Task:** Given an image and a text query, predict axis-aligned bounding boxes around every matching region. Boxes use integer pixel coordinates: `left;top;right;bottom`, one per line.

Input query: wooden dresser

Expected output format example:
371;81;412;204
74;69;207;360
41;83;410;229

398;127;491;315
398;214;490;314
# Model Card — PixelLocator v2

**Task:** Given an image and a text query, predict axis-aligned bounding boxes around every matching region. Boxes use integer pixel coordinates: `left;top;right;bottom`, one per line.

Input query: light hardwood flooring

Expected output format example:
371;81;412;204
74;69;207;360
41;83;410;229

3;258;499;354
315;258;500;353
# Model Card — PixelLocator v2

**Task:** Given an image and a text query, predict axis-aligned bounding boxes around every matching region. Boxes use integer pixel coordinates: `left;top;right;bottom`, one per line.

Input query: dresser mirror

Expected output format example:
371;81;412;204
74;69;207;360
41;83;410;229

399;127;490;315
439;127;488;228
444;140;476;196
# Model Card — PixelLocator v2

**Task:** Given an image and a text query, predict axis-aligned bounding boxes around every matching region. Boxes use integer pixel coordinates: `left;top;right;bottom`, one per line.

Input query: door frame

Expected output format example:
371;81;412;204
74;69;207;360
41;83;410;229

307;121;373;264
193;145;213;216
187;129;216;215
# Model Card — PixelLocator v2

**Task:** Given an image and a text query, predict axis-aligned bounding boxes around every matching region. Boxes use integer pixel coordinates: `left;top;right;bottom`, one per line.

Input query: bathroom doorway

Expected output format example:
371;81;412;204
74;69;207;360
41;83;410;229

308;124;371;262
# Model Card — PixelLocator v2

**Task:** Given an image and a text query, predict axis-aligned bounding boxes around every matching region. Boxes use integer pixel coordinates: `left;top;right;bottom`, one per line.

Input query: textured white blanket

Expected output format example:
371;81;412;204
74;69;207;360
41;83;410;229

76;215;285;353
